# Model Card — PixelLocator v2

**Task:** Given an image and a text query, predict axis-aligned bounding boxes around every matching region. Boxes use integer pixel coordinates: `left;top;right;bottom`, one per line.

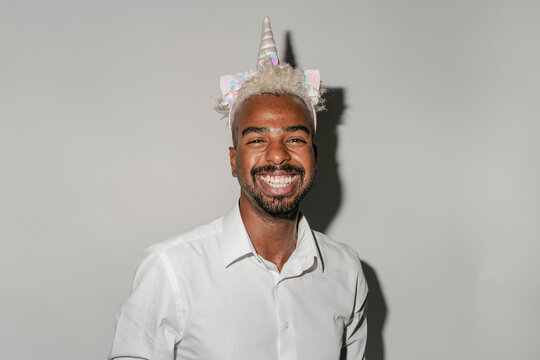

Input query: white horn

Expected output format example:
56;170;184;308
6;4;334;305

257;16;279;68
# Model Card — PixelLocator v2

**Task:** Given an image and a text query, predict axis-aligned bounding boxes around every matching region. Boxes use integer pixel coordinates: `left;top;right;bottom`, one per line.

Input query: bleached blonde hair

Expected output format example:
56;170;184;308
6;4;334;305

216;61;325;146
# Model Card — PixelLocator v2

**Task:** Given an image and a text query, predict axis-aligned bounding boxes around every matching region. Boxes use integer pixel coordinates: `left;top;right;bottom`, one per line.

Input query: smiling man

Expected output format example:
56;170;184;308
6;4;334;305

110;17;368;360
230;94;317;272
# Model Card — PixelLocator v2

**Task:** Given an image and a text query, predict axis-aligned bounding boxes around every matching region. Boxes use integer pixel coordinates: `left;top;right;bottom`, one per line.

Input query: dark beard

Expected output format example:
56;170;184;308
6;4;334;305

251;192;305;220
239;164;314;220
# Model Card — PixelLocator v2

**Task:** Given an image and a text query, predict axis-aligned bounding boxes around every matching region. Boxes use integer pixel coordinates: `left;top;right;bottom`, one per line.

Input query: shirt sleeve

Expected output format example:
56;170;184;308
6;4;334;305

109;249;183;360
342;259;368;360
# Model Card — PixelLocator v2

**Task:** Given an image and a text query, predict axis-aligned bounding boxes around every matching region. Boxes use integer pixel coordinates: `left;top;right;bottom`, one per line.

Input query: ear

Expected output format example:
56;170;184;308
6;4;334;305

229;147;237;177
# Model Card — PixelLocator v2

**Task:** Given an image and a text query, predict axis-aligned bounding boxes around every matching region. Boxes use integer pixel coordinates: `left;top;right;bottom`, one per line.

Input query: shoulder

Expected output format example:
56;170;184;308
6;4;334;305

312;230;369;302
137;215;224;273
312;230;364;274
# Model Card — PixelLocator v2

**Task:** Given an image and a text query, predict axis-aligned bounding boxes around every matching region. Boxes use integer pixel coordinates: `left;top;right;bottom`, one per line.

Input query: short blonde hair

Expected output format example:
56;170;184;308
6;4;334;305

216;61;325;145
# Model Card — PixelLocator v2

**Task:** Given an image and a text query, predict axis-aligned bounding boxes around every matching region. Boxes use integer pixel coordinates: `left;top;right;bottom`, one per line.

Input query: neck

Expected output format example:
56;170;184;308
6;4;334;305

238;195;299;272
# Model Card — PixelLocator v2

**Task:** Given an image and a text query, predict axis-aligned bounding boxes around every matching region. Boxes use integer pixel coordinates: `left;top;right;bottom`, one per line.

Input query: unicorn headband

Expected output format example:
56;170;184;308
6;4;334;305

217;17;323;135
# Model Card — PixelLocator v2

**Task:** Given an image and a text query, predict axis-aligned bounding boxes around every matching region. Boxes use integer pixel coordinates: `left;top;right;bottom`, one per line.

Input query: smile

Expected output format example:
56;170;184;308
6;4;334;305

259;175;298;188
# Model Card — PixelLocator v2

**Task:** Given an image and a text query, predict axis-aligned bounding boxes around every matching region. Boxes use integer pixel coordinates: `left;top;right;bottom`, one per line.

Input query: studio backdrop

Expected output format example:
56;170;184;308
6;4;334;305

1;1;539;359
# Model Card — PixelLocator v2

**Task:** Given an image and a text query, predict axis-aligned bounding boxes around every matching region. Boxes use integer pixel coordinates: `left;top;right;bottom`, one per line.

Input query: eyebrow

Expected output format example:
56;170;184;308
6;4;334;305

241;125;311;137
284;125;310;134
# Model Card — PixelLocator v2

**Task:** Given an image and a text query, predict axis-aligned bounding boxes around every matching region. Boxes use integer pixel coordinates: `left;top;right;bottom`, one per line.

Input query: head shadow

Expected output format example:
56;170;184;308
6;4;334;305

301;86;344;232
284;30;344;233
286;31;387;360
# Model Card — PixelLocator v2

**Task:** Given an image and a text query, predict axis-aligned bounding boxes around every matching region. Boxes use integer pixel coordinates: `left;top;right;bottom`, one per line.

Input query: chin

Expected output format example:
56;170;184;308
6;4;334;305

253;193;305;220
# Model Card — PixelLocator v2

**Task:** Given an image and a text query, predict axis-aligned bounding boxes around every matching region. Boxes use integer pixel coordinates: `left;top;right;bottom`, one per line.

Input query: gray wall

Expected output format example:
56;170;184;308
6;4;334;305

1;1;539;359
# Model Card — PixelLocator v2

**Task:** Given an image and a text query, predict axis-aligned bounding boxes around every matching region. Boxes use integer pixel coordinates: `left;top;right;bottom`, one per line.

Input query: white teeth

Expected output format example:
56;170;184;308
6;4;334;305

260;175;295;188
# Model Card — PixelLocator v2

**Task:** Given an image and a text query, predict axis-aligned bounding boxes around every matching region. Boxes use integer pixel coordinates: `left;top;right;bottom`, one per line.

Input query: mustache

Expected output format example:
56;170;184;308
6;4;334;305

251;164;305;176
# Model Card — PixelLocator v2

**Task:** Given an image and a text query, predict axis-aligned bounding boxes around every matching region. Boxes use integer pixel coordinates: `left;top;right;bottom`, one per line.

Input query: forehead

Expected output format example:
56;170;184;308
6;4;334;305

234;94;313;131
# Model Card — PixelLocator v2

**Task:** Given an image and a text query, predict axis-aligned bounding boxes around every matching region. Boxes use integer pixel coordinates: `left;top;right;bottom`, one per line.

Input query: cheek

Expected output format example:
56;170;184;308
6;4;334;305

295;150;316;170
238;150;264;170
235;156;252;178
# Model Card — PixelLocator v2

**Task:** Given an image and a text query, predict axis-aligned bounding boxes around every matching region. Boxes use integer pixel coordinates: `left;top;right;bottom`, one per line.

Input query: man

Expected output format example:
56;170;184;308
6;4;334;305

110;17;367;360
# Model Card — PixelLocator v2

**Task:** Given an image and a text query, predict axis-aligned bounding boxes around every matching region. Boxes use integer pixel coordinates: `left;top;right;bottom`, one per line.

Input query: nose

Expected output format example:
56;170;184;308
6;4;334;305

265;141;291;165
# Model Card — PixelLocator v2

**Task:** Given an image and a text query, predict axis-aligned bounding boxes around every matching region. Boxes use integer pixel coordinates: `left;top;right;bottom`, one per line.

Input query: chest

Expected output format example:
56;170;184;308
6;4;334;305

176;258;354;360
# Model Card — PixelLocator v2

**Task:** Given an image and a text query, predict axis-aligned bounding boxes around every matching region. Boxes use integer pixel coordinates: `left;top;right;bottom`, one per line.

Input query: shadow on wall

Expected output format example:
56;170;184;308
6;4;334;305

284;31;387;360
361;261;387;360
301;86;344;232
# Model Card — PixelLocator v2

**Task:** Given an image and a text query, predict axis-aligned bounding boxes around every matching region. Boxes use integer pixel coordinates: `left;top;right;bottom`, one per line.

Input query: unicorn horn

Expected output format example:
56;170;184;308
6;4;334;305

257;16;279;68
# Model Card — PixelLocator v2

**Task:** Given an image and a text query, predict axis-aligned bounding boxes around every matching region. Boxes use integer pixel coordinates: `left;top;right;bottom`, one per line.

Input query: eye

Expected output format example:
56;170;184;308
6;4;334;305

246;138;266;145
288;137;307;144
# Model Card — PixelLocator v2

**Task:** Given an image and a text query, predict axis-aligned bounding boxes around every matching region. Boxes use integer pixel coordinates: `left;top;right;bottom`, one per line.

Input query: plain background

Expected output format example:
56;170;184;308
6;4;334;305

1;1;539;359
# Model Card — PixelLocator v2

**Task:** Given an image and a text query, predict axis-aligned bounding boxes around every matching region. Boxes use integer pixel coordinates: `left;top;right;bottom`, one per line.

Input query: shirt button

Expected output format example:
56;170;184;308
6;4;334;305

284;321;289;329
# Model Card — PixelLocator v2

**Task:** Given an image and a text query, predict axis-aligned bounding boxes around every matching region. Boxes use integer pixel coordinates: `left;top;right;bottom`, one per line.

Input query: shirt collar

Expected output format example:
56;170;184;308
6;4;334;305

221;202;321;269
221;202;254;268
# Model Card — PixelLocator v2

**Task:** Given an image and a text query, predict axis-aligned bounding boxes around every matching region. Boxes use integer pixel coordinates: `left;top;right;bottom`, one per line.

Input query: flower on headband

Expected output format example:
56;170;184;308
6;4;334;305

258;53;279;67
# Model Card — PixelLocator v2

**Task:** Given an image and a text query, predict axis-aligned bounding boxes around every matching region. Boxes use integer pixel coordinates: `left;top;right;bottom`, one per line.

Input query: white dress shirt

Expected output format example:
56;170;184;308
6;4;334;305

110;203;368;360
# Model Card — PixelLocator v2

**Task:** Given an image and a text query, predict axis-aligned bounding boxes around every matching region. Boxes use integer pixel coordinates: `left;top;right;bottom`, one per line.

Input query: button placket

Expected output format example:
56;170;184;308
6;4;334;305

274;281;297;360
